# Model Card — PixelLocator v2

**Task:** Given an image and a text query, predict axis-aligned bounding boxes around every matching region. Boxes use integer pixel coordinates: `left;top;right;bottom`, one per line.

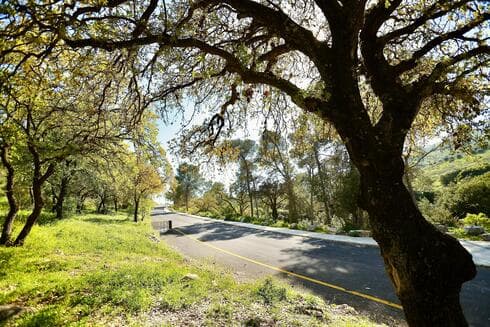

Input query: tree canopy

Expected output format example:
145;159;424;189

1;1;489;325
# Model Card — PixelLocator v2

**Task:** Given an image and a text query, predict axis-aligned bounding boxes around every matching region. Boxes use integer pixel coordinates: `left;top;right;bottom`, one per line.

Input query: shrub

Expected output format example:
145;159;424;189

256;278;287;305
418;198;458;226
461;213;490;230
240;216;252;223
271;220;289;228
439;172;490;218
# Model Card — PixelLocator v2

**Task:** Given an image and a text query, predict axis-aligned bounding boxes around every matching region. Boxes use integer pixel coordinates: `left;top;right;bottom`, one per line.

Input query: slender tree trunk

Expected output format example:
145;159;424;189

356;155;475;326
55;176;69;219
29;187;34;205
14;161;56;246
239;199;244;216
185;188;189;212
114;197;118;212
242;159;254;218
253;179;259;218
284;176;298;224
271;198;278;221
308;167;315;218
0;144;18;246
97;194;106;214
76;195;86;214
51;186;57;213
134;195;139;222
313;143;332;225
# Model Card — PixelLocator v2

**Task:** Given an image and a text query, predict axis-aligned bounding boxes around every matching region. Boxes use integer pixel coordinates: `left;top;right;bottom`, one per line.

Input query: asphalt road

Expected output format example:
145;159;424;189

152;208;490;327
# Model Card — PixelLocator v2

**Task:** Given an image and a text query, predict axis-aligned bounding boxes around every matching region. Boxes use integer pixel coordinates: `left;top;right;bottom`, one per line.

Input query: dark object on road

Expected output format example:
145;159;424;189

152;220;172;234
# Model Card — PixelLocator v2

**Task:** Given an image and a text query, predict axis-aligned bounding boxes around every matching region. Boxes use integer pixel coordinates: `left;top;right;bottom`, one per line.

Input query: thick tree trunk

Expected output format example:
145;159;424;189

0;144;18;246
357;158;476;326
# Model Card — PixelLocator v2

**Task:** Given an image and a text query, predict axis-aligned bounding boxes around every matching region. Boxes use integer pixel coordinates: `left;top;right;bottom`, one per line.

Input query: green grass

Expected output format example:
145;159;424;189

0;211;383;326
447;227;485;241
417;149;490;189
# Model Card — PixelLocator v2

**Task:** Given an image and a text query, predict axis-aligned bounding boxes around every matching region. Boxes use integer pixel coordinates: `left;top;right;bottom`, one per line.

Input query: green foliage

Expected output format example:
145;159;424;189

447;227;486;241
438;172;490;218
270;220;290;228
333;166;363;226
418;198;458;226
0;212;226;324
255;278;288;305
416;148;490;190
440;163;490;186
167;163;205;210
0;210;381;326
461;213;490;230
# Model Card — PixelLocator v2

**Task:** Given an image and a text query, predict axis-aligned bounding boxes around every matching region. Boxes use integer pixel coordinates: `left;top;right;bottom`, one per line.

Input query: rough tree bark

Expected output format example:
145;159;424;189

356;153;475;326
0;144;18;246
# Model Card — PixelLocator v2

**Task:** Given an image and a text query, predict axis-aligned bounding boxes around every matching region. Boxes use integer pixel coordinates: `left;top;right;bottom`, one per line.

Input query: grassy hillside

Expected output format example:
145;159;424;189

415;148;490;190
0;211;383;326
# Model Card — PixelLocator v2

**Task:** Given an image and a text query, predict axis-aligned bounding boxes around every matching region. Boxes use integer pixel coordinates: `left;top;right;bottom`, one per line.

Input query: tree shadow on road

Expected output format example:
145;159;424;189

278;239;490;327
173;221;297;242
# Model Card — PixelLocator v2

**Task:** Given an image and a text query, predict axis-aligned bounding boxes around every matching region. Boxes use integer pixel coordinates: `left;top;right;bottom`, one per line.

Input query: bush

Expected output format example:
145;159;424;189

271;220;289;228
439;172;490;218
415;191;435;203
239;216;252;223
339;221;360;233
418;198;458;226
461;213;490;230
255;278;287;305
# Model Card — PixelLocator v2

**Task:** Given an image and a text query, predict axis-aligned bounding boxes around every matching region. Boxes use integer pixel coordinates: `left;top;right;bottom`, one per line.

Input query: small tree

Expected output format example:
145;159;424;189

130;161;164;222
172;163;205;211
258;130;298;223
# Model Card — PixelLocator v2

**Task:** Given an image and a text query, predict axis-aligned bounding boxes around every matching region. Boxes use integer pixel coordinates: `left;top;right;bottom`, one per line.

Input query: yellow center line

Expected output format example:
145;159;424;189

173;227;403;310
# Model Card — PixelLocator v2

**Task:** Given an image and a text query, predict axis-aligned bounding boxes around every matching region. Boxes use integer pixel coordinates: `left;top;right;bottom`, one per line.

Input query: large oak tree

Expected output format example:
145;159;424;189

2;1;489;325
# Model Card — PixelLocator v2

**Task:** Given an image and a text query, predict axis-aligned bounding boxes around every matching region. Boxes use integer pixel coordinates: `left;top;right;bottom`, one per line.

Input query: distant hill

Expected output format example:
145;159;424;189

415;147;490;190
